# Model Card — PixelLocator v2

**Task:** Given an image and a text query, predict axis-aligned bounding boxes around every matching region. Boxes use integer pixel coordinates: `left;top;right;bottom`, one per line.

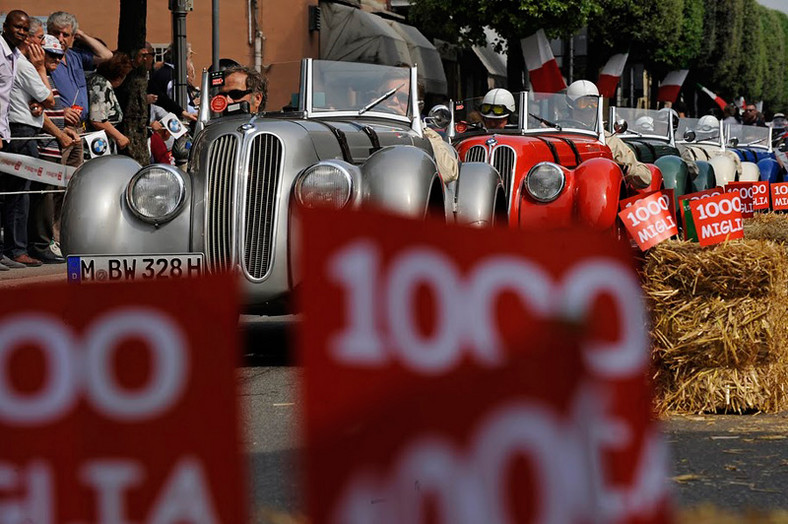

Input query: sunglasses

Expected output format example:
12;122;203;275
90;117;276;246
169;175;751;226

222;89;252;101
480;103;509;116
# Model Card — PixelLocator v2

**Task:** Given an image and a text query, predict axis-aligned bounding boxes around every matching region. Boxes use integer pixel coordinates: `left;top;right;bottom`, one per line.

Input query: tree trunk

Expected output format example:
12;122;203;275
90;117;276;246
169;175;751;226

117;0;151;166
506;36;525;92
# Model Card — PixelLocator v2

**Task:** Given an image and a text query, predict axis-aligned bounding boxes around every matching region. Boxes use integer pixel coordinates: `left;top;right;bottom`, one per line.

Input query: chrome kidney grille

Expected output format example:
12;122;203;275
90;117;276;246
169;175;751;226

243;133;283;280
465;145;487;162
205;134;239;272
491;145;516;197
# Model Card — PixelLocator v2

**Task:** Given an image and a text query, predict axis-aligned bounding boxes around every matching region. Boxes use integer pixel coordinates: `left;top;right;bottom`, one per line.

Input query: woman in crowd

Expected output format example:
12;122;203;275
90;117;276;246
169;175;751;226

87;51;133;150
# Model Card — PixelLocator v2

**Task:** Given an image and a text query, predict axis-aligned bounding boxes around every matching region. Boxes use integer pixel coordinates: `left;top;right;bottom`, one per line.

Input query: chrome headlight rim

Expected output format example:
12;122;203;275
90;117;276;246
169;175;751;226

125;164;187;225
524;161;566;203
294;161;354;210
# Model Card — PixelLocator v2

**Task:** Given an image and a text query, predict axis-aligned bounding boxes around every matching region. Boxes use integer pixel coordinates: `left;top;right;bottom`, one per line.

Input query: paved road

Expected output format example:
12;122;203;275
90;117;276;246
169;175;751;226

7;267;788;518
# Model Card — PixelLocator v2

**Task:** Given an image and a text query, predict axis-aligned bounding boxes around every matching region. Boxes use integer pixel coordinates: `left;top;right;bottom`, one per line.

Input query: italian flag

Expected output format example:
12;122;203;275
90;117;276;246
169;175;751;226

698;83;727;111
597;53;628;98
522;29;567;93
656;70;689;103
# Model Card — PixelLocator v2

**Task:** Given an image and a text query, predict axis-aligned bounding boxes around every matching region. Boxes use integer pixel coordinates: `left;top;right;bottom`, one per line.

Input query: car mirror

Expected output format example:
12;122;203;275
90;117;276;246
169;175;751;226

613;119;628;134
684;130;696;143
779;143;788;153
426;105;451;129
728;137;739;147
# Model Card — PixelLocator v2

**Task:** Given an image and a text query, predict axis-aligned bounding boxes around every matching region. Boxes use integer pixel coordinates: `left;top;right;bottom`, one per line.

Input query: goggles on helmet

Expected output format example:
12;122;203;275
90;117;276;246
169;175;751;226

480;103;509;116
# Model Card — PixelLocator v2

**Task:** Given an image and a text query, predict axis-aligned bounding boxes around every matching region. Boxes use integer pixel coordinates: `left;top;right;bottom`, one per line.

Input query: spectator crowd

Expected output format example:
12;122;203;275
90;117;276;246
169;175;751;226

0;9;192;270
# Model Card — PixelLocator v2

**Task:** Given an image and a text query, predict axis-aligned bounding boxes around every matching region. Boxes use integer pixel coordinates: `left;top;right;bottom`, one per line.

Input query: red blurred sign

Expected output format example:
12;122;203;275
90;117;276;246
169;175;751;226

772;182;788;211
618;191;678;250
725;181;755;217
299;209;671;524
689;192;744;246
0;276;245;522
751;181;770;210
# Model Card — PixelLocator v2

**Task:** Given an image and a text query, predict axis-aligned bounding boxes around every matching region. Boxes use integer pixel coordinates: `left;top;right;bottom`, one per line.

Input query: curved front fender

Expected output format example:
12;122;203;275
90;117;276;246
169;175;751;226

709;156;736;186
517;157;622;231
361;145;441;218
758;158;781;183
739;162;760;182
61;156;193;256
454;162;503;227
655;155;689;210
693;161;716;191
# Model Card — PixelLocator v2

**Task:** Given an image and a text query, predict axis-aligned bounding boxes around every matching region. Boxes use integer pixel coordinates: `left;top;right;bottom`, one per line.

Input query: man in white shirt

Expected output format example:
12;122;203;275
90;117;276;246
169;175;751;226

4;18;57;268
1;10;30;153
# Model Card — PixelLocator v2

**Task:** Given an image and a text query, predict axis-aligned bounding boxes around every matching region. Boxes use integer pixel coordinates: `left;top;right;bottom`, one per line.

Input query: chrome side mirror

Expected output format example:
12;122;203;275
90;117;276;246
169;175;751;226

613;119;628;134
684;130;696;143
728;137;739;148
779;143;788;153
426;105;451;129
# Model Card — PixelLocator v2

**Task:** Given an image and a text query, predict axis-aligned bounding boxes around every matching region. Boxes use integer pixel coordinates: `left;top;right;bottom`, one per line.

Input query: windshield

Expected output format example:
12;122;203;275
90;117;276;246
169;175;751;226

610;108;672;140
677;117;722;147
452;91;600;135
725;123;771;149
526;91;600;133
311;60;412;117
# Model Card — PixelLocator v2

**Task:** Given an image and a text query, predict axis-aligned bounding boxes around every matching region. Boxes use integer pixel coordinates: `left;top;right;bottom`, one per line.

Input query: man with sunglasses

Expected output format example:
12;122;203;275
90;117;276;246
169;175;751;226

479;88;515;130
219;65;267;114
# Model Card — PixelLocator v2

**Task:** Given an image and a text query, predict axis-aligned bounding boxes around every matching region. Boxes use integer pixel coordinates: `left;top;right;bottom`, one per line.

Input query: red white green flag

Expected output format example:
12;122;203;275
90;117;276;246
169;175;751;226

698;83;727;111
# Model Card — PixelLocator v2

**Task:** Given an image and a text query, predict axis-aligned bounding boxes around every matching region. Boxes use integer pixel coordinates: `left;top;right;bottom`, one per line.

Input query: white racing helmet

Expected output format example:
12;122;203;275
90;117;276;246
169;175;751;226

480;88;515;119
696;114;719;133
566;80;599;106
658;107;680;130
635;115;655;133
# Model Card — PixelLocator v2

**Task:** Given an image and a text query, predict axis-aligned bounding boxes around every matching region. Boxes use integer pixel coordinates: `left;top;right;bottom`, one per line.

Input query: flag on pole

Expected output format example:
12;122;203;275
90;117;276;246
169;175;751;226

697;83;727;111
597;53;628;98
522;29;566;93
656;70;689;103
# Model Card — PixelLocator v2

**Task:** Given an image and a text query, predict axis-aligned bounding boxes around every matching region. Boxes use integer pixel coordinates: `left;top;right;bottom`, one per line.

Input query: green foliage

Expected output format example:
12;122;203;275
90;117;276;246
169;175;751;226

409;0;788;110
409;0;598;50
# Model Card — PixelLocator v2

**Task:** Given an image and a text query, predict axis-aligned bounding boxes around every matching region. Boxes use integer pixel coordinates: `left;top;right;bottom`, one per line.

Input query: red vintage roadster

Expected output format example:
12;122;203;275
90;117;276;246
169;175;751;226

448;91;661;231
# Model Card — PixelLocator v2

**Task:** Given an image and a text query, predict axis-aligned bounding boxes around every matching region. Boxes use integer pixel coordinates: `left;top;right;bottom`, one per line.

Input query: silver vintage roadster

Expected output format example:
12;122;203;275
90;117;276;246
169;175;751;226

61;59;503;313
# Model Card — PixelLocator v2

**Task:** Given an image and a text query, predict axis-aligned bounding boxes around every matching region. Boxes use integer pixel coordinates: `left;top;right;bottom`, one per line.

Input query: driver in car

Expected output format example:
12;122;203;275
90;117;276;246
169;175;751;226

566;80;652;189
479;88;514;130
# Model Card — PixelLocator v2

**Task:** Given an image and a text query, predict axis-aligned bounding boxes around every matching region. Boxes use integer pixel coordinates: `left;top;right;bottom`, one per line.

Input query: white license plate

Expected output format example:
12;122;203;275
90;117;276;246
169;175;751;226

67;254;204;283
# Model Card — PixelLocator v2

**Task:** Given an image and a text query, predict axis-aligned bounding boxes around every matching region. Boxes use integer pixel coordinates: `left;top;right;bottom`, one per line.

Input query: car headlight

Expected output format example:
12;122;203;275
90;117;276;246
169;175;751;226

524;162;565;202
126;165;186;224
294;162;353;209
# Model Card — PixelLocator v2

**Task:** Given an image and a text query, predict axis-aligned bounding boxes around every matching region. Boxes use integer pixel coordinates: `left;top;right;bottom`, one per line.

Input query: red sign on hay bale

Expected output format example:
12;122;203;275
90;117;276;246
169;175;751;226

751;181;770;210
725;181;755;218
689;192;744;246
678;187;726;239
0;276;245;522
618;190;678;250
772;182;788;211
299;209;671;524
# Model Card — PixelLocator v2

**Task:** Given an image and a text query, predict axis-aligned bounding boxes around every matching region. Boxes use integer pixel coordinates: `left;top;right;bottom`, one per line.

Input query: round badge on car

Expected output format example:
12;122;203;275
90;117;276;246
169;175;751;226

91;138;107;155
210;95;228;113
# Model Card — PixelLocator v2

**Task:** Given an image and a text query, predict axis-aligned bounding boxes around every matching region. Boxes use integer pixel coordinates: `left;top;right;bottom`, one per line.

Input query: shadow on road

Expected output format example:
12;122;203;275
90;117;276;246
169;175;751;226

240;315;299;367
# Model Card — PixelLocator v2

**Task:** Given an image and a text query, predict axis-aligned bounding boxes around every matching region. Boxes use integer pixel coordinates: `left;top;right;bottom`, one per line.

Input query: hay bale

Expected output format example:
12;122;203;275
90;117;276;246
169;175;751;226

644;239;788;414
744;212;788;244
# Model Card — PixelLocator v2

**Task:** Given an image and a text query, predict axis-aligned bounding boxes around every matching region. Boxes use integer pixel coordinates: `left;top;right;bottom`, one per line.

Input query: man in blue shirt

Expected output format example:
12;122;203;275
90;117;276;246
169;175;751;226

46;11;111;167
